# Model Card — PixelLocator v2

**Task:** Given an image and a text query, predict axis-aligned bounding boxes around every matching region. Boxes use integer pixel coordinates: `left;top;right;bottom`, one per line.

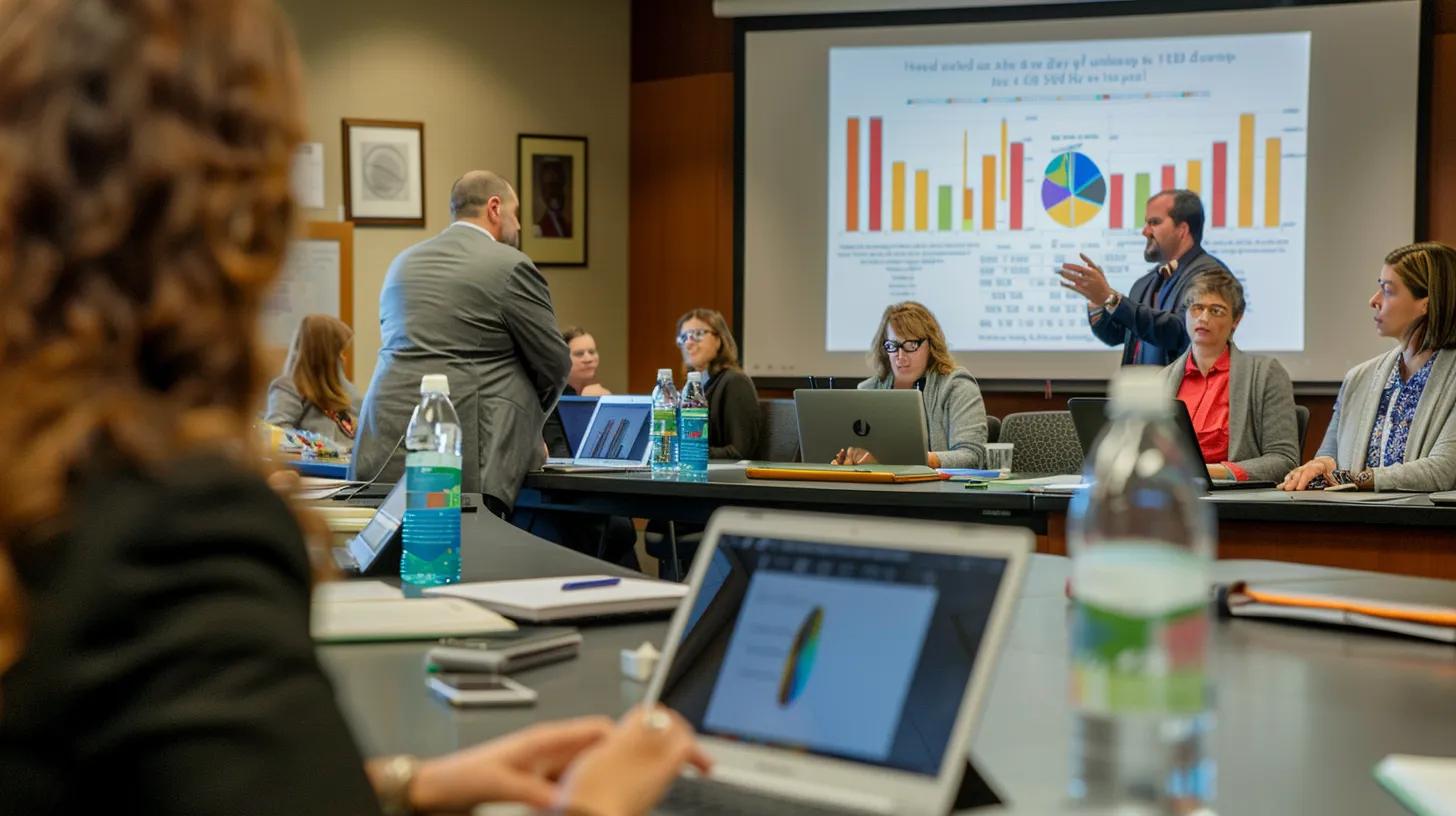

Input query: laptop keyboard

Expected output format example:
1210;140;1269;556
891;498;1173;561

657;776;868;815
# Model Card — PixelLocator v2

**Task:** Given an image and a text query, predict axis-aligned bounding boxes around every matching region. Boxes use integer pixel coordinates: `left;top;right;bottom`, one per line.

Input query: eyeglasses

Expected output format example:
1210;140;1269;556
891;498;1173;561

1186;303;1231;319
676;328;716;346
882;338;926;354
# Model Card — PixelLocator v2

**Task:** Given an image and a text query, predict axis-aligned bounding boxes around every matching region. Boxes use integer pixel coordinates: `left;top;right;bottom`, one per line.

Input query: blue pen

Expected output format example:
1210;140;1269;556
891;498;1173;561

561;577;621;591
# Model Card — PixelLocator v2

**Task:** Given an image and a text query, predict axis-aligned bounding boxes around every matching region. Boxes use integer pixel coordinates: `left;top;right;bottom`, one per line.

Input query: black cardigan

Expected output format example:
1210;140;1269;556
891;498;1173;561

0;456;381;815
704;367;764;460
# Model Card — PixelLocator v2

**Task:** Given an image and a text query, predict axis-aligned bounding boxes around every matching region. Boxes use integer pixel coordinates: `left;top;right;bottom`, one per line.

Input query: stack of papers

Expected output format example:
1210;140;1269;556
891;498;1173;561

1375;754;1456;815
310;580;516;642
426;575;689;622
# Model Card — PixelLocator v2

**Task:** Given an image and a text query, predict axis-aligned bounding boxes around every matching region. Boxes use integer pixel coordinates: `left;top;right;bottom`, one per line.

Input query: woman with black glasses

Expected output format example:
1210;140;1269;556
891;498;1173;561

845;301;988;468
676;308;764;460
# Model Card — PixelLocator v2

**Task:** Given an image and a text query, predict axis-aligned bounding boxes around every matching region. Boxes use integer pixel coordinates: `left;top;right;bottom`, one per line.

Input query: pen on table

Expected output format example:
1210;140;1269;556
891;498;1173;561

561;577;622;591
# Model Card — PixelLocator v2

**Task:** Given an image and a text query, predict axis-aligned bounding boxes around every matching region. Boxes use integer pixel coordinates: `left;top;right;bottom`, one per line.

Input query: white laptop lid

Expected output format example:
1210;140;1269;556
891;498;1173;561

570;395;653;467
645;508;1030;816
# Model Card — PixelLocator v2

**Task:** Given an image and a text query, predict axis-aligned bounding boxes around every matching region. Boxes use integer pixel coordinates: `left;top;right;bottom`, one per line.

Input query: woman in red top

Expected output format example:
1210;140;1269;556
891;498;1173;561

1159;270;1300;483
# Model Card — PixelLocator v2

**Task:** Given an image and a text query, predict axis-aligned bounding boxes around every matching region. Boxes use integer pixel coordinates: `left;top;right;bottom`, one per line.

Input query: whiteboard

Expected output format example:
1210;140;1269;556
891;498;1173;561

262;239;342;350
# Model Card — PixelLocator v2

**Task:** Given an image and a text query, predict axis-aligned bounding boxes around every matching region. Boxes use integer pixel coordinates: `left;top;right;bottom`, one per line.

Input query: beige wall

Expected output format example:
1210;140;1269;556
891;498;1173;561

277;0;630;391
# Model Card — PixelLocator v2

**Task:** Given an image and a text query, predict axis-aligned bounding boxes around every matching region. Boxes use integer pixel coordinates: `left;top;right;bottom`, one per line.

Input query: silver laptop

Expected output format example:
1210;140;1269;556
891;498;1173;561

646;507;1030;815
794;389;930;465
541;395;653;473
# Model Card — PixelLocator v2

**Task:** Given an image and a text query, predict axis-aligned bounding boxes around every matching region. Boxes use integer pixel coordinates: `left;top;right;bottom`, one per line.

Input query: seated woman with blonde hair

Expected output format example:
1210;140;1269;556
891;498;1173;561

265;314;360;450
841;301;988;468
1160;269;1299;483
1282;242;1456;492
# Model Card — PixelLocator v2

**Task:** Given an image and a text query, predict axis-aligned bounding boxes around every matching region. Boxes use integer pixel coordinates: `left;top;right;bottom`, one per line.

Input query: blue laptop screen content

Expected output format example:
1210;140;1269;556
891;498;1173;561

657;535;1007;776
556;396;600;457
578;402;650;461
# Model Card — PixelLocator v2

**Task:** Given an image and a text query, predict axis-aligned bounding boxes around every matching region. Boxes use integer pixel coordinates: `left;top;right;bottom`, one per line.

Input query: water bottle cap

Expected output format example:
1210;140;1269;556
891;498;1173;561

420;374;450;396
657;368;673;379
1108;366;1171;417
686;371;702;383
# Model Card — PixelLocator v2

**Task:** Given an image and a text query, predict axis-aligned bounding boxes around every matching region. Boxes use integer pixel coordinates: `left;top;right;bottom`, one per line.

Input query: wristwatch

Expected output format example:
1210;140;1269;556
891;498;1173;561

1102;292;1121;313
376;754;420;816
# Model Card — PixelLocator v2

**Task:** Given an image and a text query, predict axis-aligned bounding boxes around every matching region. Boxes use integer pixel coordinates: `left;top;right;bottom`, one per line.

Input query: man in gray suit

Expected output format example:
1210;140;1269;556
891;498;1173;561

1058;189;1231;366
351;171;570;516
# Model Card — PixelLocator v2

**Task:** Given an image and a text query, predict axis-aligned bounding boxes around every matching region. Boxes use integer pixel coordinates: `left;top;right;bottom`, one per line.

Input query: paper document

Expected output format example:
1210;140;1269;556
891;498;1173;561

311;596;515;642
426;575;688;622
313;580;401;603
1375;754;1456;816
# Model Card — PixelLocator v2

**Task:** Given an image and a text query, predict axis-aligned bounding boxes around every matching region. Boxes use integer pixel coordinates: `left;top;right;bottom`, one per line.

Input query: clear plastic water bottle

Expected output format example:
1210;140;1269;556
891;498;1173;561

1067;367;1216;812
650;368;679;479
678;371;709;482
401;373;463;586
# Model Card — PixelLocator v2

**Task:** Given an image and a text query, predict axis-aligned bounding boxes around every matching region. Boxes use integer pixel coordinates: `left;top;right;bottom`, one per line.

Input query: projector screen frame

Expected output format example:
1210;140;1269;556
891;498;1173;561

730;0;1434;394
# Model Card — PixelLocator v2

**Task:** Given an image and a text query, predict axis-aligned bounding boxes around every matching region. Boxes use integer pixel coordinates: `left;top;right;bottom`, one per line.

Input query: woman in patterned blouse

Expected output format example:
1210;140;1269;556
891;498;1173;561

1281;242;1456;492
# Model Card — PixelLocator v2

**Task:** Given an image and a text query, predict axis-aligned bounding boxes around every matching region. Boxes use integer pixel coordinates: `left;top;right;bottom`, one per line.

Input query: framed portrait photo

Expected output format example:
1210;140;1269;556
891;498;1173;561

517;134;587;266
342;118;424;227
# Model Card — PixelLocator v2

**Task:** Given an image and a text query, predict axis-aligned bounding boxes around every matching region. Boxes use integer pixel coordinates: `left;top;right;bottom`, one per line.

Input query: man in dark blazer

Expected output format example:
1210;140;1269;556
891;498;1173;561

352;171;570;516
1059;189;1230;366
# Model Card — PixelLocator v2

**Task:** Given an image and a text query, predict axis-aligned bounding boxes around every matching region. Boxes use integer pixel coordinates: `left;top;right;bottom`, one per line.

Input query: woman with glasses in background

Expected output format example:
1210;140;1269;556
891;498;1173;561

676;309;764;460
1159;269;1299;483
843;301;988;468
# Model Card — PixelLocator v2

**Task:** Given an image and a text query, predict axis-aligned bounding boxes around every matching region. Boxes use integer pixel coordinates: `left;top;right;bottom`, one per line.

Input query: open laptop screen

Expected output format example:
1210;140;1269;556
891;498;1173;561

656;534;1008;776
556;396;600;457
576;398;651;463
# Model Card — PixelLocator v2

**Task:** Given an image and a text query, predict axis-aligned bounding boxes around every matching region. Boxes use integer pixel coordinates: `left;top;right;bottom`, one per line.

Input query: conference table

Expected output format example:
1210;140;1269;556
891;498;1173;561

320;509;1456;815
515;466;1456;579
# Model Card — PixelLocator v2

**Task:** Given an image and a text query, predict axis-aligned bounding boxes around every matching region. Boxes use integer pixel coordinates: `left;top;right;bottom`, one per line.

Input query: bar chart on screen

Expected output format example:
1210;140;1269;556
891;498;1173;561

826;32;1310;353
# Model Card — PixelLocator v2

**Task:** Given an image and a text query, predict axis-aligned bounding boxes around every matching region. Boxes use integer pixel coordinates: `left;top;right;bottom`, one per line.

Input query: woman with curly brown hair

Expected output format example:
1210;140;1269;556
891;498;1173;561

264;314;361;449
0;1;705;814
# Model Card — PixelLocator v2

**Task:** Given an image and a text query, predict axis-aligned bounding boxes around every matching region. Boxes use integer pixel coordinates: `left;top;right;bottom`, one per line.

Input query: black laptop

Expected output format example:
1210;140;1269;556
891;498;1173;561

1066;397;1277;491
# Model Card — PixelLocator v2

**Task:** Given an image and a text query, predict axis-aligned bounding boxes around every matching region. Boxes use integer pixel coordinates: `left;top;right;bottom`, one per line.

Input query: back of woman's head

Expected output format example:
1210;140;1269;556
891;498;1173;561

1385;242;1456;351
868;301;956;379
0;0;304;664
285;315;354;413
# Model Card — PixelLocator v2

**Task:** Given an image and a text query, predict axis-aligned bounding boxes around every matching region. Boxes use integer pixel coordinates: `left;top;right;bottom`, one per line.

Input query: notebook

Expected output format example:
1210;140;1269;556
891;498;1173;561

745;462;944;484
1216;581;1456;643
646;507;1030;815
1376;755;1456;816
424;575;688;622
541;395;653;472
310;593;516;642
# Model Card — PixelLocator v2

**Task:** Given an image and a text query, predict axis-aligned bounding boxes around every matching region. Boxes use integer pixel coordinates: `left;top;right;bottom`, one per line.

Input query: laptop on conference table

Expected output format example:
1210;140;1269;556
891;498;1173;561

645;507;1030;815
541;394;653;473
794;389;930;465
1067;396;1276;491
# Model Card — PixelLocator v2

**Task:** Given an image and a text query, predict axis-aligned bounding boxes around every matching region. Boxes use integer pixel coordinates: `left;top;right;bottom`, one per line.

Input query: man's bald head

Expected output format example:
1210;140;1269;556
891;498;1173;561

450;170;521;248
450;171;516;220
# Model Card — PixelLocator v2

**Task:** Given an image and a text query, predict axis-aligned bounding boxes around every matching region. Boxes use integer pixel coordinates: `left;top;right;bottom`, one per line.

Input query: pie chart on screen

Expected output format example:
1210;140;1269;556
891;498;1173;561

1042;151;1106;228
777;606;823;707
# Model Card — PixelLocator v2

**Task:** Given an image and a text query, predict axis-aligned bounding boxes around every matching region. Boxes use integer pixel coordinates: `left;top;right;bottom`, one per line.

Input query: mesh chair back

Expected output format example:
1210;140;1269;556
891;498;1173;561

759;398;801;462
998;410;1084;474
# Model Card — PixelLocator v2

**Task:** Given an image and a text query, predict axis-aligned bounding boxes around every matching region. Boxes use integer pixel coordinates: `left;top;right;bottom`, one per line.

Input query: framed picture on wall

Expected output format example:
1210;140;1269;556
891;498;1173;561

517;134;587;266
342;118;425;227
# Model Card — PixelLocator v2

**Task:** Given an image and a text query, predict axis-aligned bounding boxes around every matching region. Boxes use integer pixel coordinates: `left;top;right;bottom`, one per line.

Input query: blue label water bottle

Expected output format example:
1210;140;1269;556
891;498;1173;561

402;373;463;586
678;370;709;482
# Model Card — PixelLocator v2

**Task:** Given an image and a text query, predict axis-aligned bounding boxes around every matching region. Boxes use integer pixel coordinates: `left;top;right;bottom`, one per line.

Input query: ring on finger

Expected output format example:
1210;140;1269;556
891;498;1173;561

646;708;672;732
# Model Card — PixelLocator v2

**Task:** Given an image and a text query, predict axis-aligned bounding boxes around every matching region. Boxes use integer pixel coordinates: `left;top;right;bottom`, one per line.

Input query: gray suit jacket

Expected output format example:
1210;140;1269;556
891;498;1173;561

1316;348;1456;492
857;366;987;468
1159;344;1299;483
263;376;360;452
351;223;570;508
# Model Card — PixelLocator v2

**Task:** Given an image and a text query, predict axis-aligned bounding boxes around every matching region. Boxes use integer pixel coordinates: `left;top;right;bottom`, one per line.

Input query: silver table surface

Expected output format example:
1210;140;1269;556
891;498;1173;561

320;511;1456;814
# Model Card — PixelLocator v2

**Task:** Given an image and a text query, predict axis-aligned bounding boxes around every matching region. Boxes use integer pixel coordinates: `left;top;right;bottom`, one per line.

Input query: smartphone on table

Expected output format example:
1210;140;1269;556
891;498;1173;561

426;673;537;707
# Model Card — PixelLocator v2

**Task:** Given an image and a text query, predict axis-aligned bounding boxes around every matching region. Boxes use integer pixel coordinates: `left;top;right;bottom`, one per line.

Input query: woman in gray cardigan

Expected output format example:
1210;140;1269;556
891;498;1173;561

1282;242;1456;492
846;301;988;468
1160;270;1299;483
264;315;361;452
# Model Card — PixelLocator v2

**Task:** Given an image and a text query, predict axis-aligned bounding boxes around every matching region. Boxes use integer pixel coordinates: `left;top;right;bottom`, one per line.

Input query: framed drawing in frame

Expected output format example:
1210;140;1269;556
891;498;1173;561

517;134;587;266
342;118;424;227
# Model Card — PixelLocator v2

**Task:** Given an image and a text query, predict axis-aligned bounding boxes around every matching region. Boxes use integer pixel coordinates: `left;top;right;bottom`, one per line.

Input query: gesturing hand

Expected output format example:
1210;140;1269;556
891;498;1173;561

1057;253;1115;305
